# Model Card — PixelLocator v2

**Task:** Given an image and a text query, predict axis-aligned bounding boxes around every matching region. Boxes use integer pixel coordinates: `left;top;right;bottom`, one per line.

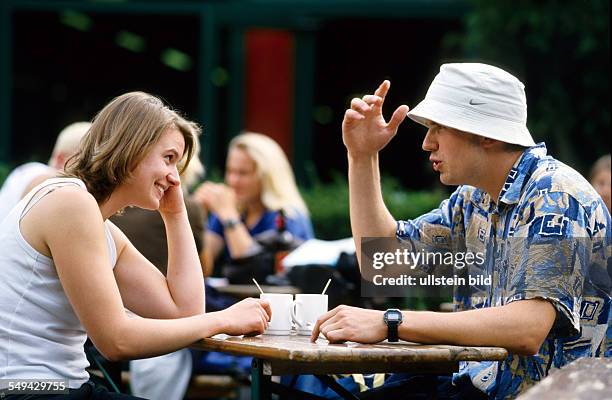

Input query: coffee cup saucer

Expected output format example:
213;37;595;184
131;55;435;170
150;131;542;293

264;329;292;336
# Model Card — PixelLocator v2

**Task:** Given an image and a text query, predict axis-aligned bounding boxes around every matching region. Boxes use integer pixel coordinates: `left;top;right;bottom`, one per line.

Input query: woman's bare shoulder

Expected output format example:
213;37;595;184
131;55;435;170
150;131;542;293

20;185;104;256
38;185;100;220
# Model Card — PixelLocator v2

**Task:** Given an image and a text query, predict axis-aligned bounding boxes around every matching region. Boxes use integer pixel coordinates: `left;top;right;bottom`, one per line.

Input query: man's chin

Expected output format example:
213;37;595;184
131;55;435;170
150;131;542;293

439;174;460;187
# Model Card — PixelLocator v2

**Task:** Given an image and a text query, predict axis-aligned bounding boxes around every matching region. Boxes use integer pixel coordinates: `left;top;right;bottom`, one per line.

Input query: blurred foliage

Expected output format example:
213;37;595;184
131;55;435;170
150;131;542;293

443;0;610;172
301;172;446;240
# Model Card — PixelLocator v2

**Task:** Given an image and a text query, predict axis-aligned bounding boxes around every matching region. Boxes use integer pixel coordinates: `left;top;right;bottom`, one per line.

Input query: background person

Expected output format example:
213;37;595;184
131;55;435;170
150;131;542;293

590;154;611;213
193;132;314;277
311;64;611;399
0;92;271;400
0;121;91;221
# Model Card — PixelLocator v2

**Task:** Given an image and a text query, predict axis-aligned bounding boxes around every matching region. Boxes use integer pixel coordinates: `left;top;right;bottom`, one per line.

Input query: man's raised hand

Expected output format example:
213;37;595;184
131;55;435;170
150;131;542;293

342;80;409;159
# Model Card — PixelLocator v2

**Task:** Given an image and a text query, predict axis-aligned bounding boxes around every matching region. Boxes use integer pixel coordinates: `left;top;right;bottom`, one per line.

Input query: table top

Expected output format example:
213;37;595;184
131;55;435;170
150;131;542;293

214;284;301;298
192;334;509;375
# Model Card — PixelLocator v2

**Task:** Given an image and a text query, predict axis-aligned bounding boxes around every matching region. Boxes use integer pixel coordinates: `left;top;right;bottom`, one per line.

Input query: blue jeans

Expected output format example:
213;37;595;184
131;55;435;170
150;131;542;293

283;373;488;400
360;374;487;400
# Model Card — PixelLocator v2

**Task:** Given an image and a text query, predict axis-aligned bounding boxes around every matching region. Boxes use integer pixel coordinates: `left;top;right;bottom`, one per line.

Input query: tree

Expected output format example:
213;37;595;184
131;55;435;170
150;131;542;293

444;0;610;172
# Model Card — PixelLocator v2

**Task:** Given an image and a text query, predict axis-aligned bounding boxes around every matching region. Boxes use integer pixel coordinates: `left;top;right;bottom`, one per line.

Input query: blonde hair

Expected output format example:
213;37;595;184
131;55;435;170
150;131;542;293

49;121;92;164
64;92;201;203
180;138;205;190
229;132;308;216
590;154;611;182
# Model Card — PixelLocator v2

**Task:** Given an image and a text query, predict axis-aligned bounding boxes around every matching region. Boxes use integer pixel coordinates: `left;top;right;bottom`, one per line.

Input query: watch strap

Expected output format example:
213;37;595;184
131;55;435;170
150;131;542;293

222;217;241;230
387;323;399;342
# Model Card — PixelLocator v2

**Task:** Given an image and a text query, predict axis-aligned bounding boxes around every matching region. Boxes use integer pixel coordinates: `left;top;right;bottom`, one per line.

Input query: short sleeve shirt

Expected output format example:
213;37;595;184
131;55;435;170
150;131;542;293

396;143;611;399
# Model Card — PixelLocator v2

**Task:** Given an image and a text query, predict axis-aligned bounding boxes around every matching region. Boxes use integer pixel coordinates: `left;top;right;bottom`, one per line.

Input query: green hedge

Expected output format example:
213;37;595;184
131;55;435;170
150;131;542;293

302;173;446;240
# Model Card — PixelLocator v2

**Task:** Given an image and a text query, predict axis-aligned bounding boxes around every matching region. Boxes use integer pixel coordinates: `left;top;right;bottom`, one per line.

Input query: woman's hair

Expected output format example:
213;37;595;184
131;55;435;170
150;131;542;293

589;154;611;182
179;138;205;191
229;132;308;216
63;92;201;203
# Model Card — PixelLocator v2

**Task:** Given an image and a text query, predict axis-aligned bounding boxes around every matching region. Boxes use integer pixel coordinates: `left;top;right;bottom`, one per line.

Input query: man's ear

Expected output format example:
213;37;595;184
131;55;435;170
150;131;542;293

480;137;500;150
50;153;66;169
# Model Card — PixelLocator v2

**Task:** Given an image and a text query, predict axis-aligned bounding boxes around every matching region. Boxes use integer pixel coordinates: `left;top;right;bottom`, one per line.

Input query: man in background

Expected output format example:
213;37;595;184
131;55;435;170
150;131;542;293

0;121;91;220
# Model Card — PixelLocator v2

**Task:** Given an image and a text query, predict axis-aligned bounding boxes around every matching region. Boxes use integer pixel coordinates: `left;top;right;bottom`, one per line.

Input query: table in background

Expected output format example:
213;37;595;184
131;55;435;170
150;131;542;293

215;284;301;299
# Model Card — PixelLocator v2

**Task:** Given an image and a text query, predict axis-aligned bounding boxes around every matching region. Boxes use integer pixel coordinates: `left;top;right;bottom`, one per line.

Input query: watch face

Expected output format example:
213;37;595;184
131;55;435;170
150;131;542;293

387;313;399;321
385;309;402;324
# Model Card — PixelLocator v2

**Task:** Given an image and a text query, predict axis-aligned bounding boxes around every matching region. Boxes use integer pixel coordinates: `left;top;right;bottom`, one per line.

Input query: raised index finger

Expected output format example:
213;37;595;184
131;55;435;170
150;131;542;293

374;80;390;101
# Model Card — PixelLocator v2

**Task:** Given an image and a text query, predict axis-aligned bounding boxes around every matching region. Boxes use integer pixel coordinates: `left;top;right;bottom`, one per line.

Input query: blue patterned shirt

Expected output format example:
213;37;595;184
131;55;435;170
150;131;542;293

396;143;611;399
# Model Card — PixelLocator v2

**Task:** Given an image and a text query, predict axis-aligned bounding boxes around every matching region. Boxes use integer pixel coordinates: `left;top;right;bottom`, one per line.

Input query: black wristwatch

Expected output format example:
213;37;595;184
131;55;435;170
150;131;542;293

383;309;403;342
222;217;241;230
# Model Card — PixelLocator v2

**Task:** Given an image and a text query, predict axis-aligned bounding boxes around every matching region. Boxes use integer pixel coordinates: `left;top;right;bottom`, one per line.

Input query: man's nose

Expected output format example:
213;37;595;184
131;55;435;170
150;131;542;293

422;129;438;152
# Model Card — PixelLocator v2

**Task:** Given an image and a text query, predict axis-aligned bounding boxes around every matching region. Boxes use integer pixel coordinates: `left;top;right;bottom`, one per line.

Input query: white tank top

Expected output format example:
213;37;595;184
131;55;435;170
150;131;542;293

0;178;117;388
0;162;53;222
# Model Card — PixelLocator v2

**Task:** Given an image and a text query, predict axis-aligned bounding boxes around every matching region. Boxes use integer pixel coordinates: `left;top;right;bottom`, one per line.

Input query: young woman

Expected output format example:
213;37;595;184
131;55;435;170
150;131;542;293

193;132;314;277
0;92;270;399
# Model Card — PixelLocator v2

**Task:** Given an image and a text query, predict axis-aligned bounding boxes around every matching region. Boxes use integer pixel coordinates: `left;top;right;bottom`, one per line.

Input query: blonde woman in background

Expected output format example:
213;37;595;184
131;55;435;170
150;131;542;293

193;132;314;277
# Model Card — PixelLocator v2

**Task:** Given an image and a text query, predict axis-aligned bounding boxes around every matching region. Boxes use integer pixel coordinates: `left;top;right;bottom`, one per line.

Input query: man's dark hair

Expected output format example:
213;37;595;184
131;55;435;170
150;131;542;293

504;142;528;153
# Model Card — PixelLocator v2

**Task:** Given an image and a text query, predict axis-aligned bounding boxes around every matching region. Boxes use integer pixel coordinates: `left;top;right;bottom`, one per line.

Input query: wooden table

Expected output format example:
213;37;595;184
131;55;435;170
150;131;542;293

214;284;301;299
192;334;508;399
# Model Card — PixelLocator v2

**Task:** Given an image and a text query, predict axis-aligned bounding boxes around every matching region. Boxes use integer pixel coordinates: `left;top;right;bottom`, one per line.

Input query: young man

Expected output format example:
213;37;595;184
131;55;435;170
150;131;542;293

311;63;611;398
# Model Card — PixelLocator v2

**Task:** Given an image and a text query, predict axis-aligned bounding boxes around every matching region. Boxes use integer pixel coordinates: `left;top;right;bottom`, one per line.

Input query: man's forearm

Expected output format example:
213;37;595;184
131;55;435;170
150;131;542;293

398;299;556;355
348;153;396;263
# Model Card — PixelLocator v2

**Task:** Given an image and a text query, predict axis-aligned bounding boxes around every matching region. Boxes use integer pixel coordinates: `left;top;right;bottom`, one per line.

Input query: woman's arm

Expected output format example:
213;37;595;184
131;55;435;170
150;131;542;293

159;174;204;315
28;188;270;361
110;224;201;319
193;182;258;259
111;176;203;318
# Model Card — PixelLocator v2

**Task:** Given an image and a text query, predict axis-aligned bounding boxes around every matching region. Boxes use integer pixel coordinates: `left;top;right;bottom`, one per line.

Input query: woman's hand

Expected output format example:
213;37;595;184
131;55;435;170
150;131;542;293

192;182;238;220
216;298;272;336
158;173;186;216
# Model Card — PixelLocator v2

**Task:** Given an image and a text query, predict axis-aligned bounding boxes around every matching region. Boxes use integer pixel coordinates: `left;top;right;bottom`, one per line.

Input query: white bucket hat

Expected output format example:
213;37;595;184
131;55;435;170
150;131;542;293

407;63;536;147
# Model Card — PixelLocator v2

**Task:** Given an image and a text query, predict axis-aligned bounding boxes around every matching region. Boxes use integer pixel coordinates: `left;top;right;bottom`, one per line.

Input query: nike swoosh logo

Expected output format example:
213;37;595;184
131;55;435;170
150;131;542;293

469;99;486;105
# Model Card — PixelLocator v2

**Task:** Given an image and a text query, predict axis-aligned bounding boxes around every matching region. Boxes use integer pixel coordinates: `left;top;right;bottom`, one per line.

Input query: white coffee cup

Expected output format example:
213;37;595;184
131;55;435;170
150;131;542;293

291;294;328;335
260;293;293;335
